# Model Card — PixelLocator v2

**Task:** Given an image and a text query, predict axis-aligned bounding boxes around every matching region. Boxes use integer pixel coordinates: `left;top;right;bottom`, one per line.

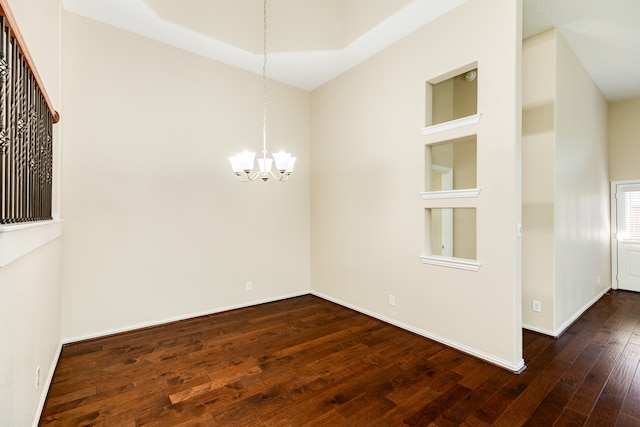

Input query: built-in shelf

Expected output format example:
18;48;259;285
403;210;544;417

421;113;481;145
420;255;480;271
420;188;481;200
422;113;481;136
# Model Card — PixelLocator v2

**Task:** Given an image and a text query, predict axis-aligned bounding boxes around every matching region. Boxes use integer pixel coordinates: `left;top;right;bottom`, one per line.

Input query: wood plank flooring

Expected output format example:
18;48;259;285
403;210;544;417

39;290;640;426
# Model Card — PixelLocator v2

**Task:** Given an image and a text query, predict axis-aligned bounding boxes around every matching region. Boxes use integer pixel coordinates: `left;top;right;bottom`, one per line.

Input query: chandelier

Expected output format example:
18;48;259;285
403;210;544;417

229;0;295;182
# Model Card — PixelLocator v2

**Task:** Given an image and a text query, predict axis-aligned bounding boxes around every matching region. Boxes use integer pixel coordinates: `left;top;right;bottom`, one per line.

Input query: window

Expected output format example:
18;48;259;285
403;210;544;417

623;190;640;242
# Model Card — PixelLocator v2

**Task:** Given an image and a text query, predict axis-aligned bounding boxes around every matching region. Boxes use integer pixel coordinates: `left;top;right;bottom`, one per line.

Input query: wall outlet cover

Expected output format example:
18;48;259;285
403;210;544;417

532;300;542;313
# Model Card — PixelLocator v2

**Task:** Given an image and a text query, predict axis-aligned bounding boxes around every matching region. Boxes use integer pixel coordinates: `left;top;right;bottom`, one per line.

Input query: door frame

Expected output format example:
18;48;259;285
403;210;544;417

611;179;640;289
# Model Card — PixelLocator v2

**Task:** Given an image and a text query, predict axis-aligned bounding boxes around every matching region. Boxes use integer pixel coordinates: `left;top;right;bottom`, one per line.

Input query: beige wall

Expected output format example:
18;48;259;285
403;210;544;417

0;241;62;427
311;0;524;370
522;30;610;335
609;96;640;182
0;1;63;425
522;31;556;332
554;31;610;331
60;12;311;340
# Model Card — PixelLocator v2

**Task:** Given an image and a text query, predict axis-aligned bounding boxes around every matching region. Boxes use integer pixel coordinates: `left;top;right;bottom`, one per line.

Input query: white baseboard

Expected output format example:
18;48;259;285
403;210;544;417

521;323;555;336
523;287;611;338
62;291;309;345
32;341;63;427
311;291;526;373
553;287;611;337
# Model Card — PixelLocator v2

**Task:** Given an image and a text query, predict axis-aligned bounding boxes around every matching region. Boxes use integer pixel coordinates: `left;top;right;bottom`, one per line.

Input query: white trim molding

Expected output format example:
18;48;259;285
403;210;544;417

32;341;63;427
420;188;481;200
521;323;555;337
421;113;481;138
420;255;480;271
0;219;63;268
610;179;640;290
61;291;309;344
311;291;525;373
553;287;611;337
522;287;611;338
61;289;526;385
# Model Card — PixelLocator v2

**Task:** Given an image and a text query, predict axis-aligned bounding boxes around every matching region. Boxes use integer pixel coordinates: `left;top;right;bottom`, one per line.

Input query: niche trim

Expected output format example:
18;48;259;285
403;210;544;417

421;188;481;200
421;113;481;137
419;255;480;271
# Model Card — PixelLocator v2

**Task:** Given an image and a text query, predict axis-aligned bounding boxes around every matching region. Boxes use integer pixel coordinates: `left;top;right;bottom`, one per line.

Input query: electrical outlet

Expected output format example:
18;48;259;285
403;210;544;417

532;300;542;313
388;294;396;306
35;365;40;389
246;281;252;291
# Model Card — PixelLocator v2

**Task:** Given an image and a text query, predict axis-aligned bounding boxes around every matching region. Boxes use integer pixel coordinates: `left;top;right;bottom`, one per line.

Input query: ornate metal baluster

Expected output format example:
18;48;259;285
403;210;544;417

0;16;7;222
8;22;17;222
0;15;53;224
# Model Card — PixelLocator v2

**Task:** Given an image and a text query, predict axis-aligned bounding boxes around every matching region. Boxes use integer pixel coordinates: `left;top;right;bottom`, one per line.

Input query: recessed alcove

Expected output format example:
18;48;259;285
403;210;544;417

421;65;480;271
425;207;477;259
426;135;477;193
428;68;478;127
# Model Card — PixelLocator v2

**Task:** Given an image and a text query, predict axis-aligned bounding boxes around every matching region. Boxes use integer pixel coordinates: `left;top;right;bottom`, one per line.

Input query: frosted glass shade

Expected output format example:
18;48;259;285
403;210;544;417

229;151;256;173
285;157;296;173
229;155;244;173
229;150;294;181
257;157;273;173
272;151;291;172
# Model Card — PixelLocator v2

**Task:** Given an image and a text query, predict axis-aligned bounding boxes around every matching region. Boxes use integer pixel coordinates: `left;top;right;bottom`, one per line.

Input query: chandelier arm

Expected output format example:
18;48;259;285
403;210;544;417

235;173;251;182
269;171;290;181
234;170;265;182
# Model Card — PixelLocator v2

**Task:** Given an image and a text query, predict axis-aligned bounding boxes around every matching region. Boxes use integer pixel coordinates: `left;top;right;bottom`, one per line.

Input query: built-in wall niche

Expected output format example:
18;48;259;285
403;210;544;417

419;64;481;271
428;68;478;127
424;135;477;195
422;207;479;271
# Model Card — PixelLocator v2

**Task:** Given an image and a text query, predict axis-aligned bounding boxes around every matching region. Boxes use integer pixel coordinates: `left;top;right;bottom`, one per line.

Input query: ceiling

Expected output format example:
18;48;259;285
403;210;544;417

524;0;640;101
62;0;640;101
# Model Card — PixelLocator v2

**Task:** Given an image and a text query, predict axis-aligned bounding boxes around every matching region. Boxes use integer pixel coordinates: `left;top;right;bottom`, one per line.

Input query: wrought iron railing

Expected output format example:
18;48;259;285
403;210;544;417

0;2;59;224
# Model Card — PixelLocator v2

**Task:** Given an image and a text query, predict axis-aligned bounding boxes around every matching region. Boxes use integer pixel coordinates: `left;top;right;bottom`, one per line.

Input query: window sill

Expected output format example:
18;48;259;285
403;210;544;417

420;255;480;271
0;219;63;268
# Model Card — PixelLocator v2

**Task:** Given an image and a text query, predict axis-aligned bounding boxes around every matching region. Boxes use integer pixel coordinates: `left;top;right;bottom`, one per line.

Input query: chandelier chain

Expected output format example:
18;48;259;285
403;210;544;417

262;0;268;156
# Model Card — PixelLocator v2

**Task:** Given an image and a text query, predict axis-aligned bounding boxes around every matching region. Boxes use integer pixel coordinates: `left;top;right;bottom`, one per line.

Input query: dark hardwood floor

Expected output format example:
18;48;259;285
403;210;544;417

39;290;640;426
